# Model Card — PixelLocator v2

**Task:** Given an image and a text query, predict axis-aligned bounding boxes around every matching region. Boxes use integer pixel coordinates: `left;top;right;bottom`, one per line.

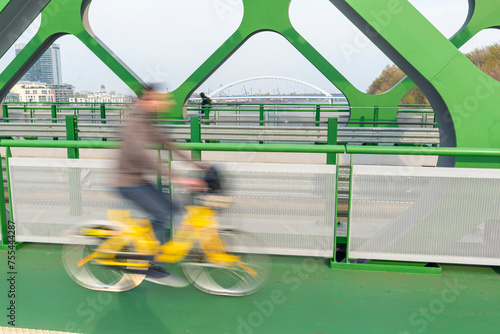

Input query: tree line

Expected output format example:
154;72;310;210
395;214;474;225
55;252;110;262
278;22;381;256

367;43;500;104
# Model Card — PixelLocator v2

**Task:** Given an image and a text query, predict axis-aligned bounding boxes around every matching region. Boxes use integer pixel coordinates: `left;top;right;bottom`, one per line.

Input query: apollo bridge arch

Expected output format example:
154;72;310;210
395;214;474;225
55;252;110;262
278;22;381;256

199;76;343;104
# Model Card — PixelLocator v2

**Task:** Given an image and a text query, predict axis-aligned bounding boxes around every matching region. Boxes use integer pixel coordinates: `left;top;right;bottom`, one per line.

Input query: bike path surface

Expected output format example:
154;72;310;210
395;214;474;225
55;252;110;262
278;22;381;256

1;243;500;333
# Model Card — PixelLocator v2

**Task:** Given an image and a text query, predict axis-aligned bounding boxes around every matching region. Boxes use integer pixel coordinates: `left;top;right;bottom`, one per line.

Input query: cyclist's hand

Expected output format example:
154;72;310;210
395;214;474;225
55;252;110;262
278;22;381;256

191;162;211;170
172;177;207;192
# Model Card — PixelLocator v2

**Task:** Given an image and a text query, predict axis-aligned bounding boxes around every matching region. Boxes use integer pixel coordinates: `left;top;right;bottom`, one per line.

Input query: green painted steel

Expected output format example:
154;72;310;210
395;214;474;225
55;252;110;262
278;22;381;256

0;0;498;168
346;146;500;157
50;104;57;123
330;261;442;275
189;116;202;160
5;147;13;231
64;115;79;158
169;0;404;125
333;154;340;262
2;104;8;122
346;154;353;261
0;139;118;149
100;104;106;124
0;139;499;158
326;118;338;164
0;0;144;98
331;0;500;167
0;1;10;13
0;153;8;245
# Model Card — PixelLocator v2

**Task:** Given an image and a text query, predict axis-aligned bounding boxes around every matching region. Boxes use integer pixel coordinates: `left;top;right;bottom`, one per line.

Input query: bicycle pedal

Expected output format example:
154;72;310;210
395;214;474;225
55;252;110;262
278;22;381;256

115;252;155;262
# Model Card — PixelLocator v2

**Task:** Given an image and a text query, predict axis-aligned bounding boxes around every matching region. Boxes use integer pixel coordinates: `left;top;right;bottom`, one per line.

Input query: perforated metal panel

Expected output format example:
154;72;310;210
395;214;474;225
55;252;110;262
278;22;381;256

9;158;148;243
171;162;337;256
349;165;500;265
10;158;337;257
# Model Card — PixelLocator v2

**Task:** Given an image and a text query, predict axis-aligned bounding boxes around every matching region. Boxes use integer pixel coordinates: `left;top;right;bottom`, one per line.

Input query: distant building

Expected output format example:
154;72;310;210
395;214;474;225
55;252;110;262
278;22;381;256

69;85;133;103
48;84;74;103
4;92;19;102
15;43;62;85
12;82;55;103
70;97;87;103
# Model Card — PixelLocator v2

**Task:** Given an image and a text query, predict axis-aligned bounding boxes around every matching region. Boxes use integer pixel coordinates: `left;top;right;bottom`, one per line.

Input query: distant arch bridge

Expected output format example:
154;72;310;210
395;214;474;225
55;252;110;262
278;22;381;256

193;76;343;102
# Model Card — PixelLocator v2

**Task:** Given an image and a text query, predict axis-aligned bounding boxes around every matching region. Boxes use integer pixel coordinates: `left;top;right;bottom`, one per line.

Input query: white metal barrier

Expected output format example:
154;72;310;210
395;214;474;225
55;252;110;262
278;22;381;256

9;158;337;257
349;165;500;265
171;162;337;256
9;158;135;243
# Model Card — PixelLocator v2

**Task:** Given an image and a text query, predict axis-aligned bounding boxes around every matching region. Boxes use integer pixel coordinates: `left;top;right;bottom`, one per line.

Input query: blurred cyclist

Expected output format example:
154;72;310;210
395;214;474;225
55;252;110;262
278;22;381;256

115;85;207;287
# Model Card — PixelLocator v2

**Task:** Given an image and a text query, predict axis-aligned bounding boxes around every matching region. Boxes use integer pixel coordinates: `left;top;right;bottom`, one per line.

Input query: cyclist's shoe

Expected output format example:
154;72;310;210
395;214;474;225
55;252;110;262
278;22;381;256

144;266;189;288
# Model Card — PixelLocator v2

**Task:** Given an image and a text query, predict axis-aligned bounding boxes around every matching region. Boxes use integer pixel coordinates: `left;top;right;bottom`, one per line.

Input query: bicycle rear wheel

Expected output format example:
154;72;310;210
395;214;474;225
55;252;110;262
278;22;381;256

182;230;271;296
62;220;145;292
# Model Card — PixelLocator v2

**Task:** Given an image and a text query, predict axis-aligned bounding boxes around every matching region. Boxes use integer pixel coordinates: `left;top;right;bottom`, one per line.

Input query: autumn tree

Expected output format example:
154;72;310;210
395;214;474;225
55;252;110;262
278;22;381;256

367;43;500;104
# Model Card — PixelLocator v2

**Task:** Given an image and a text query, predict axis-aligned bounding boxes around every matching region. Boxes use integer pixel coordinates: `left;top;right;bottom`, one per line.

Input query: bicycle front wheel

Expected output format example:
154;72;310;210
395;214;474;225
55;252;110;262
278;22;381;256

182;230;271;296
62;220;145;292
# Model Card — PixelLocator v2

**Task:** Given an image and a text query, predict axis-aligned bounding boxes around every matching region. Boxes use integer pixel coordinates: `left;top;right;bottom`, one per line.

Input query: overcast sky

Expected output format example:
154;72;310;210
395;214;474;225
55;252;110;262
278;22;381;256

1;0;499;96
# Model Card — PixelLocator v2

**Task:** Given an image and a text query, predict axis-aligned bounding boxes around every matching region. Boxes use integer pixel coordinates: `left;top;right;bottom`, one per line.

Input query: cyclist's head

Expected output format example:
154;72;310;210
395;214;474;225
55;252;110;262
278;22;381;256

140;84;171;112
200;92;206;98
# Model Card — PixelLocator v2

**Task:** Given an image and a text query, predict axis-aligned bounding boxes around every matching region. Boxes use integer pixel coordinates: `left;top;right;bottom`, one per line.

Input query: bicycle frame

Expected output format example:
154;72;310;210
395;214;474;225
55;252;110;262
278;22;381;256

77;206;256;276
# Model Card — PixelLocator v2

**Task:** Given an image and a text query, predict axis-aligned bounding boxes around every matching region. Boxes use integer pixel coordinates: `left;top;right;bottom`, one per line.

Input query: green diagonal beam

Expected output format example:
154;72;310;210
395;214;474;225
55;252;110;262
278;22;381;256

0;0;11;13
0;0;145;99
387;0;500;119
331;0;500;168
170;0;408;125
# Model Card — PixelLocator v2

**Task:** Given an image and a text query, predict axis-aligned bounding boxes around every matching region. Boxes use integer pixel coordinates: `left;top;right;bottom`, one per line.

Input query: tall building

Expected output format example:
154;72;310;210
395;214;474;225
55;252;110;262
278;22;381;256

15;44;62;85
48;84;74;103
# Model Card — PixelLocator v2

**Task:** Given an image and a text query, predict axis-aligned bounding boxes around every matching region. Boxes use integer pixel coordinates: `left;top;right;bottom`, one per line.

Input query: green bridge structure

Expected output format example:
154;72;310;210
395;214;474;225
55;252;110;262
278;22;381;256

0;1;500;333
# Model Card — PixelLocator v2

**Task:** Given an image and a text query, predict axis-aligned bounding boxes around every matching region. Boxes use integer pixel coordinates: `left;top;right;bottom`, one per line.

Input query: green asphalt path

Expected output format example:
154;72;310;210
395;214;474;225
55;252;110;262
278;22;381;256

1;244;500;334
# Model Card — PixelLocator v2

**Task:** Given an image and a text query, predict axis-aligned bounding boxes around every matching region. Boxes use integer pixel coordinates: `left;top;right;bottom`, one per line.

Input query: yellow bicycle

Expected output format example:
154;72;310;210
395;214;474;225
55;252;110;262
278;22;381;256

62;170;271;296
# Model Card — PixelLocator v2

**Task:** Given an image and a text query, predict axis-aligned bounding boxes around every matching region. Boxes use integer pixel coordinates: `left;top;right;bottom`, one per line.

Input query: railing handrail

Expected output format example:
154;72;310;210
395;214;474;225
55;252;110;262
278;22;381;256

0;139;498;158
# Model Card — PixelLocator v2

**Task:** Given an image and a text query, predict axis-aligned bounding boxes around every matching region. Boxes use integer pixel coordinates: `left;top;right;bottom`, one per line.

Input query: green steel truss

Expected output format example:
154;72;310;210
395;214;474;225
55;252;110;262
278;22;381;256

0;0;499;167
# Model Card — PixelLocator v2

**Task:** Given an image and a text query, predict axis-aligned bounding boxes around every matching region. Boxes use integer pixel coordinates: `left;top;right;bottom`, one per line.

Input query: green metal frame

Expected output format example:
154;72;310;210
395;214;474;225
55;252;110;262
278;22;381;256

1;147;26;250
332;153;340;262
0;152;8;247
329;153;442;275
331;0;500;167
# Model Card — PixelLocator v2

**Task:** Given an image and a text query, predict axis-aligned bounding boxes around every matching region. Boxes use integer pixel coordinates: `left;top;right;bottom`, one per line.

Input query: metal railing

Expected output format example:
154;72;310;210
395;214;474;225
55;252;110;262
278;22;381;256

0;115;440;146
2;102;128;123
2;102;435;128
1;139;498;244
1;138;499;276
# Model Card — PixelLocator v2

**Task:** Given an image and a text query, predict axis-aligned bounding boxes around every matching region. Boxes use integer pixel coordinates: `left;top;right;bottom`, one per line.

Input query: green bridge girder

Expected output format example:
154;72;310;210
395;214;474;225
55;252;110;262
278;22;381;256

0;0;498;167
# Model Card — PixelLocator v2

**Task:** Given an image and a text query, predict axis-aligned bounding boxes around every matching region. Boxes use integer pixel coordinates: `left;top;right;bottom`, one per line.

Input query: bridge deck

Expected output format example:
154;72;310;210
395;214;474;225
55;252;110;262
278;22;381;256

1;243;499;333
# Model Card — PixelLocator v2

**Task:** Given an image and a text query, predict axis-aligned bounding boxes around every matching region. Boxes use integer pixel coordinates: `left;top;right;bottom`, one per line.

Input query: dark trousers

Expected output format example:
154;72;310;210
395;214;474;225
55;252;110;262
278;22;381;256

116;183;172;244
